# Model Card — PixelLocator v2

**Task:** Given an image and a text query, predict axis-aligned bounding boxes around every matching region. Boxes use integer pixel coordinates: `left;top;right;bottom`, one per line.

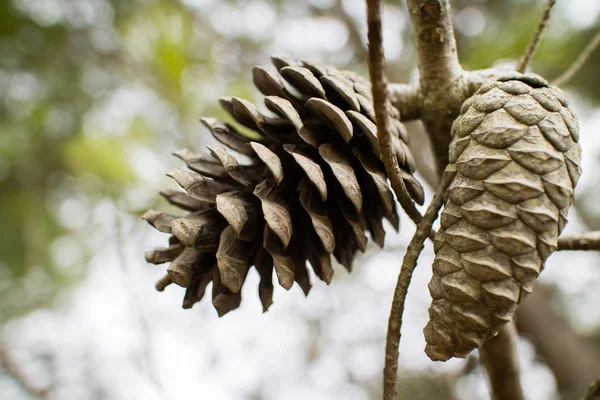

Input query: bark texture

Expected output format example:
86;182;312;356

406;0;466;175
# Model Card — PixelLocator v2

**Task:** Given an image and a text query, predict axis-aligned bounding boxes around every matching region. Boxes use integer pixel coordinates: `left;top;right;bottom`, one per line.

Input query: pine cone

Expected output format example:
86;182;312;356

424;73;582;361
143;56;424;316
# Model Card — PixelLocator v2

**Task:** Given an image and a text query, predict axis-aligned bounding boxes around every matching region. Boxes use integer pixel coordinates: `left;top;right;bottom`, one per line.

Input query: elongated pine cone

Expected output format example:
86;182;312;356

424;73;582;361
143;56;424;316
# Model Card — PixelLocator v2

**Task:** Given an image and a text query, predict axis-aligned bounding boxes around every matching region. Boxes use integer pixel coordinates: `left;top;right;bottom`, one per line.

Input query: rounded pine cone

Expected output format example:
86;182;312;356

424;73;582;361
143;56;424;316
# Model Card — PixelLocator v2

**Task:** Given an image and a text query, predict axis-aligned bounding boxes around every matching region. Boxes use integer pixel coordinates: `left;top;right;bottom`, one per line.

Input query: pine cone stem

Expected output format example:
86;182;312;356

383;188;445;400
479;323;525;400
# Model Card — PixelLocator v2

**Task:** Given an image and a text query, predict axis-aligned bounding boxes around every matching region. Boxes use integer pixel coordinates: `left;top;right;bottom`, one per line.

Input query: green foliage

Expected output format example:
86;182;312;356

63;135;135;184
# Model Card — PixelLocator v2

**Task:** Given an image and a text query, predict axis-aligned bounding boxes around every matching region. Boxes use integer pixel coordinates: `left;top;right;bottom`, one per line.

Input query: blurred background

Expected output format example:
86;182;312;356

1;0;599;399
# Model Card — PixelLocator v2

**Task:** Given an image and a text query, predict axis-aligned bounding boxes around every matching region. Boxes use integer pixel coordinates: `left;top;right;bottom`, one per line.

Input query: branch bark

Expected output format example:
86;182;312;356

557;231;600;251
388;83;421;121
405;0;466;176
478;323;525;400
406;0;462;83
366;0;425;227
383;188;444;400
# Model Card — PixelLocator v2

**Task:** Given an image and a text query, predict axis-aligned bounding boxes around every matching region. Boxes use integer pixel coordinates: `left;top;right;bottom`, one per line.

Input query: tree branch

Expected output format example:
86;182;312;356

366;0;425;228
553;30;600;87
388;83;421;121
383;188;444;400
405;0;466;176
516;0;556;73
0;345;50;399
478;323;525;400
406;0;462;83
557;231;600;251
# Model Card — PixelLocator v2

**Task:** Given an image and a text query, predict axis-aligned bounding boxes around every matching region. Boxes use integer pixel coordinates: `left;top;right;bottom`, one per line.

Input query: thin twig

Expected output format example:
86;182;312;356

479;323;525;400
553;30;600;87
0;345;50;399
382;188;445;400
516;0;556;72
557;231;600;251
366;0;425;229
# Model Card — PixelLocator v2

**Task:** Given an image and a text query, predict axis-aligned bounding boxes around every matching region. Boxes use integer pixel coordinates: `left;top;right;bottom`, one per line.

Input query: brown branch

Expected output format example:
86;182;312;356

405;0;466;176
478;323;525;400
0;345;50;398
516;0;556;73
406;0;462;83
366;0;425;228
388;83;421;121
557;231;600;251
553;30;600;87
383;188;444;400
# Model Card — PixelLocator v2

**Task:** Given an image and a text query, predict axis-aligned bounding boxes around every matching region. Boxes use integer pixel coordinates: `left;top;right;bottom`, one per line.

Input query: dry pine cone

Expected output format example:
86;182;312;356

424;73;582;361
143;56;424;316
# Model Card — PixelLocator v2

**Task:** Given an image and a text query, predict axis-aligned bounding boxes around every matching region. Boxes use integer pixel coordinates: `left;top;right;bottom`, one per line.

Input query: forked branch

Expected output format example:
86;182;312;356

479;323;525;400
516;0;556;72
383;189;445;400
